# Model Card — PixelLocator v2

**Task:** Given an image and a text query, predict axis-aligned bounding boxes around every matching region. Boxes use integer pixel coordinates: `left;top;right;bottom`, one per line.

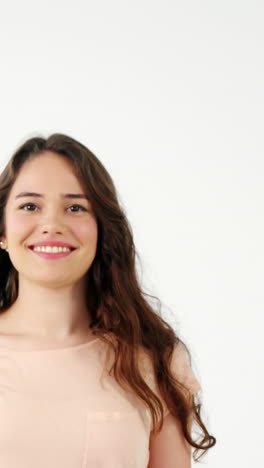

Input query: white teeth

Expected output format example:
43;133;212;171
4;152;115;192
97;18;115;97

32;246;71;253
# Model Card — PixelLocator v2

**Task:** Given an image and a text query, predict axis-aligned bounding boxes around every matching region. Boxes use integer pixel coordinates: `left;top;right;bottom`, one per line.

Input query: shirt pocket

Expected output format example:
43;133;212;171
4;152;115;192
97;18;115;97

82;404;150;468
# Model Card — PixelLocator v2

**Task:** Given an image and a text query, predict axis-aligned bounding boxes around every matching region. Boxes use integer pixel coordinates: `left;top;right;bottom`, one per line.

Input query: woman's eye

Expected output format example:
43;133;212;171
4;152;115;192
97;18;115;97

19;203;37;211
68;204;87;212
19;203;87;212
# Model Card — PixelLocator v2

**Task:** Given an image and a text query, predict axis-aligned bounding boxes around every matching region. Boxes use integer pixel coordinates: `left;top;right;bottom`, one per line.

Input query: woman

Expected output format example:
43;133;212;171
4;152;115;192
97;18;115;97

0;133;216;467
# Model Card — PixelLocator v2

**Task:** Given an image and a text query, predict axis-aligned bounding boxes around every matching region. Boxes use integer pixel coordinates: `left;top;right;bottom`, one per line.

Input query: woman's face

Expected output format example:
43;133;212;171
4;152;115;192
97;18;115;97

3;151;98;288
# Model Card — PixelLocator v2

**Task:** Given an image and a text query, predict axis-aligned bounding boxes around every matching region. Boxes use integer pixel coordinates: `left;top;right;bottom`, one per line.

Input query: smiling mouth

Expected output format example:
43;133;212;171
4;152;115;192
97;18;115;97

28;247;76;259
28;246;76;251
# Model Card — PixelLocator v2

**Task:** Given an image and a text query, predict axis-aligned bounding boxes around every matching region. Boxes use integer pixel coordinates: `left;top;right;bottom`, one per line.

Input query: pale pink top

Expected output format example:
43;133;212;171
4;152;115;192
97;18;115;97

0;336;201;467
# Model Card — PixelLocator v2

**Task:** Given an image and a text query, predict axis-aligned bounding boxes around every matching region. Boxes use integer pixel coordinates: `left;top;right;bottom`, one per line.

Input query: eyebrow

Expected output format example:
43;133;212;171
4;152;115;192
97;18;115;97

15;192;89;200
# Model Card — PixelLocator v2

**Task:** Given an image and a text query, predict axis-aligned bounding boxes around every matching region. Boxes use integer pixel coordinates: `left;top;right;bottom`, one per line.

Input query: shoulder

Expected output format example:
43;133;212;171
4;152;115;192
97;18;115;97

166;343;201;394
138;342;201;405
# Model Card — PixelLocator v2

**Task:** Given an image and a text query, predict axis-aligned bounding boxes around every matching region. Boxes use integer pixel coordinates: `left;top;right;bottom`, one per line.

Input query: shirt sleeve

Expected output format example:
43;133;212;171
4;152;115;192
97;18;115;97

162;343;201;418
147;344;201;467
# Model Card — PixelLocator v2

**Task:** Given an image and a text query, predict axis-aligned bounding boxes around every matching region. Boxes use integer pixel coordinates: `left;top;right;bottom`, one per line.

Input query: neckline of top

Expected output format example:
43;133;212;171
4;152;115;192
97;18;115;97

0;336;101;353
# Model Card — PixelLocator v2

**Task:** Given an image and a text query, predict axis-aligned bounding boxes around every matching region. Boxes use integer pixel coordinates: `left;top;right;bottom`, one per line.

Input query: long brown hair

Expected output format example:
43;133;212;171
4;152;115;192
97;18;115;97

0;133;216;462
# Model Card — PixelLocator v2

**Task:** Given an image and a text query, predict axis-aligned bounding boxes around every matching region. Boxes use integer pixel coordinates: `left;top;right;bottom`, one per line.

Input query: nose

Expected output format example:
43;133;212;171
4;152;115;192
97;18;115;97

39;223;65;236
42;228;63;235
37;208;68;236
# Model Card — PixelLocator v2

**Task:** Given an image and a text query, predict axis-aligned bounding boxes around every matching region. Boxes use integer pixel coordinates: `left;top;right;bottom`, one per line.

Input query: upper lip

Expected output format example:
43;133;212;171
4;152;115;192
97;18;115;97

28;241;77;250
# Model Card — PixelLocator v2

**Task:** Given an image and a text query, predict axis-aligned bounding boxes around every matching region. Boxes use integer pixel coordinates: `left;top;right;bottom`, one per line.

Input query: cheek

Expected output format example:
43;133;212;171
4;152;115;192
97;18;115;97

6;214;32;236
76;219;98;245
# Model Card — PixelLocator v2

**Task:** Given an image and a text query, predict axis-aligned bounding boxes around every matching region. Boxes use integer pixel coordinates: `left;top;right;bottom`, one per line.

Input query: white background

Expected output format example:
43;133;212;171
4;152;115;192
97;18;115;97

0;1;263;466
